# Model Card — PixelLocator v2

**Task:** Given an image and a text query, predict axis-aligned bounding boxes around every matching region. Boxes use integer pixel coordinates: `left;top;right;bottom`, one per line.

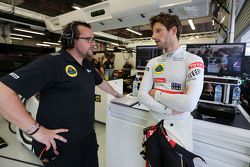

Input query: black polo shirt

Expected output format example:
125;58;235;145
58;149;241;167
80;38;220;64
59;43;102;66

1;50;103;143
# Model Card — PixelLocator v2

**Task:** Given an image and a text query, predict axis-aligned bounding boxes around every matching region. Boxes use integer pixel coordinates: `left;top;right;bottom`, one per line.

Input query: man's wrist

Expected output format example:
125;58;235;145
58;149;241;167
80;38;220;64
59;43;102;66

25;122;40;136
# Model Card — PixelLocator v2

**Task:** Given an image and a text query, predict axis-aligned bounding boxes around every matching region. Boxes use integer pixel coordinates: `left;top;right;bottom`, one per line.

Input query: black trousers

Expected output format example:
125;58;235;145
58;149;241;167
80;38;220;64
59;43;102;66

33;130;99;167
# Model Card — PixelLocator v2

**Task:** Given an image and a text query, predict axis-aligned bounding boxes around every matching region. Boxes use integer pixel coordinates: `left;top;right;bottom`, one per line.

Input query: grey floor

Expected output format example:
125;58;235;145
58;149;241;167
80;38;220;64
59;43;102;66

0;116;106;167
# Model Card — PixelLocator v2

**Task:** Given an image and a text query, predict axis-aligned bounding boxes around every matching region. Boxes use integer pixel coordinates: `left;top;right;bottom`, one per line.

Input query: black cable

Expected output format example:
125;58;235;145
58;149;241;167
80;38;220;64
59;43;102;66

8;122;16;134
19;128;33;146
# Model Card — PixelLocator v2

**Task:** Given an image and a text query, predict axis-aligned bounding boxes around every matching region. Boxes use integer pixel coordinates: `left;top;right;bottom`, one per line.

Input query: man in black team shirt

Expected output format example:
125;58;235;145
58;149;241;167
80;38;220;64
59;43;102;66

0;21;123;167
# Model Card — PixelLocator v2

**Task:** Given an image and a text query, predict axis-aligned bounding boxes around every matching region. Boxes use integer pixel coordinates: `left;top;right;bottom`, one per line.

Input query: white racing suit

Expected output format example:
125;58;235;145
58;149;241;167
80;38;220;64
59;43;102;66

138;47;204;151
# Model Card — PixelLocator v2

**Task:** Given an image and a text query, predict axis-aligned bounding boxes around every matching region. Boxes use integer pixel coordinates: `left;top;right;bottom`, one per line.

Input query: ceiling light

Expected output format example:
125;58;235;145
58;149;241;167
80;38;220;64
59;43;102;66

36;43;50;47
220;16;225;23
159;0;192;8
106;48;114;51
212;19;215;26
110;42;119;46
117;47;126;50
126;28;142;36
14;28;45;35
43;41;60;46
188;19;195;30
72;3;81;10
10;33;33;38
72;6;81;10
10;37;23;40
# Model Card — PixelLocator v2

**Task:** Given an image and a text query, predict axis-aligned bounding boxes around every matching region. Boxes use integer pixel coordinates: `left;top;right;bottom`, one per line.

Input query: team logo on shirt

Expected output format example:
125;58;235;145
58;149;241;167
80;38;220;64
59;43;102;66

187;69;201;81
65;65;78;77
188;62;204;69
154;78;166;83
171;83;182;90
154;64;164;74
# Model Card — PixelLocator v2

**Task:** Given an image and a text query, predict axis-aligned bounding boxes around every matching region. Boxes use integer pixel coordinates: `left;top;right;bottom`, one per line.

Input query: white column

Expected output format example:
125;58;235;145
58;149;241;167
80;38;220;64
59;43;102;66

228;0;236;43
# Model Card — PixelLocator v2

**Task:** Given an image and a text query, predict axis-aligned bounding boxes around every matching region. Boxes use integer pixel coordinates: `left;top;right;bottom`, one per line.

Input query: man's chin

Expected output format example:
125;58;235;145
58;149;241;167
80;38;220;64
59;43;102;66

156;44;163;48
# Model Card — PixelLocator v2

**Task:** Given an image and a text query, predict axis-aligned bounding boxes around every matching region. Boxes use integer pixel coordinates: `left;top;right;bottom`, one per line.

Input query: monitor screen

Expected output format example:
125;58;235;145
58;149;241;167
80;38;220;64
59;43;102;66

186;43;246;77
136;45;163;70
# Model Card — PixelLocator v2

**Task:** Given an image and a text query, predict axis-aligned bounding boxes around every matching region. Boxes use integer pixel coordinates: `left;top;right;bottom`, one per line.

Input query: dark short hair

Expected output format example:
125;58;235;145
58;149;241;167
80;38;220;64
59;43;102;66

71;21;91;37
150;12;182;40
61;21;92;49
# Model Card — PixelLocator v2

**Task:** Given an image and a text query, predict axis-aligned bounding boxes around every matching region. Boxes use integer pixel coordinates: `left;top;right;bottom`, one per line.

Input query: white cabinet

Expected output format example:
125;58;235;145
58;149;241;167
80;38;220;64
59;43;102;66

106;103;250;167
193;107;250;167
106;103;148;167
95;79;123;123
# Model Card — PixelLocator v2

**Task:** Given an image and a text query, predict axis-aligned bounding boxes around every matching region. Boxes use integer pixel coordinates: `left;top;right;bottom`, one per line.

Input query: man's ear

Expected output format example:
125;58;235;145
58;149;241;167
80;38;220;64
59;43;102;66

170;26;177;37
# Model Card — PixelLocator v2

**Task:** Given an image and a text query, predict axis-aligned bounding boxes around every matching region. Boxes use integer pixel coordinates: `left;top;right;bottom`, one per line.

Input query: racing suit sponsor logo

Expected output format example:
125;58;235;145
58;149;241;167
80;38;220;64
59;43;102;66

154;78;166;83
9;72;19;79
65;65;78;77
154;64;164;74
188;62;204;69
171;83;182;90
187;69;201;81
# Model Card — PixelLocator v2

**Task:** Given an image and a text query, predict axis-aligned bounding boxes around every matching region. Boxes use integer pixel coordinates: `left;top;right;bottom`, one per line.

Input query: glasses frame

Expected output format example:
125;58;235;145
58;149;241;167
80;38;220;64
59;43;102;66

74;36;95;43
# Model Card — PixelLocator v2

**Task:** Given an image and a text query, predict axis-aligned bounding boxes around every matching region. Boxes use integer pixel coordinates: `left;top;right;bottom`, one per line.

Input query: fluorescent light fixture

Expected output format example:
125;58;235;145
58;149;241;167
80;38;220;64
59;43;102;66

159;0;192;8
36;43;50;47
72;5;81;10
10;37;23;40
188;19;195;30
14;28;45;35
72;3;81;10
43;41;60;46
117;47;126;50
126;28;142;36
106;48;114;51
110;42;119;46
220;16;225;23
10;33;33;38
94;32;123;41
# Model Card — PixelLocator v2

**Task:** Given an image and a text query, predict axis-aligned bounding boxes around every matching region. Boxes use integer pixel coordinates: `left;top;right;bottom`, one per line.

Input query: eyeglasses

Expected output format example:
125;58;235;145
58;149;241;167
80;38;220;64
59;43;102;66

74;37;95;43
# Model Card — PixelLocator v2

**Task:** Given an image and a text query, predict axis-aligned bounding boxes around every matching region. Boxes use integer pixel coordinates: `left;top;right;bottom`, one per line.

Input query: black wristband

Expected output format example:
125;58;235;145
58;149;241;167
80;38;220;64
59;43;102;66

27;124;40;136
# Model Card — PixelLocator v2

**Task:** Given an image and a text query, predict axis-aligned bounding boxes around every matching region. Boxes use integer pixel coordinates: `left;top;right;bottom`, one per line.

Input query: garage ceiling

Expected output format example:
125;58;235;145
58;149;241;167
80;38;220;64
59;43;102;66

0;0;245;47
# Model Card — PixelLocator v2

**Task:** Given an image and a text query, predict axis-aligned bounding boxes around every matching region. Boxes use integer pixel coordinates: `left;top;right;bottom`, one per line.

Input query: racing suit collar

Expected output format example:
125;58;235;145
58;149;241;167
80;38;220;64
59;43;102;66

162;47;185;58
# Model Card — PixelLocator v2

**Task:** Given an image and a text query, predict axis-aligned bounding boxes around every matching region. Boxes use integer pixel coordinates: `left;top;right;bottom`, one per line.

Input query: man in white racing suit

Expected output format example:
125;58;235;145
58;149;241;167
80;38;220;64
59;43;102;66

138;13;204;151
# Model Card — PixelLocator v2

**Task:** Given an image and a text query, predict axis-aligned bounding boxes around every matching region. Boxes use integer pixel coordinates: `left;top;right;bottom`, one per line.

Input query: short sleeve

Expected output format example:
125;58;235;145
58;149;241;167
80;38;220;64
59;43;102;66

94;68;103;85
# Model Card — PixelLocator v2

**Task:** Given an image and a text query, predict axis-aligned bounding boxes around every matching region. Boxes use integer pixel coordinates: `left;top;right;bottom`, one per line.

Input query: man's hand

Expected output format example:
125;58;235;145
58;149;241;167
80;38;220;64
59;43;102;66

32;126;68;155
149;89;157;98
